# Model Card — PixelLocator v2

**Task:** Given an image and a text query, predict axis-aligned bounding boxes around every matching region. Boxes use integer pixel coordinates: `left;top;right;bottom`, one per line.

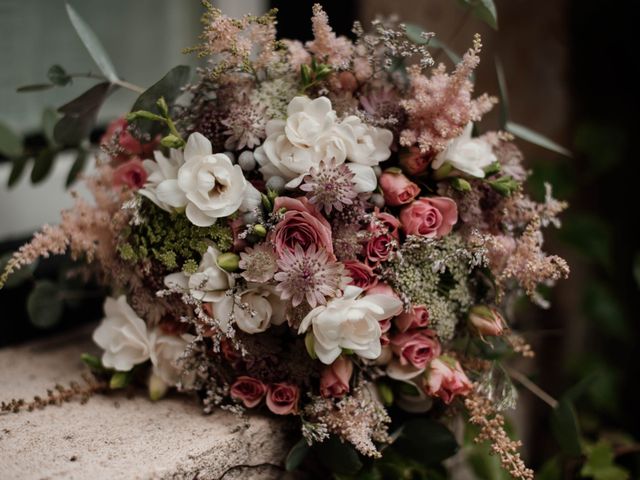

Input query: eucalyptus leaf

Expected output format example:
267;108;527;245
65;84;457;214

30;149;56;184
458;0;498;29
313;436;363;475
130;65;191;136
8;156;29;187
404;23;430;45
0;121;22;157
54;81;114;145
0;253;38;288
42;107;59;145
550;398;582;456
285;438;310;471
66;3;119;82
495;57;509;128
47;65;72;86
16;83;55;93
506;121;572;157
27;280;64;328
66;149;88;187
394;419;459;466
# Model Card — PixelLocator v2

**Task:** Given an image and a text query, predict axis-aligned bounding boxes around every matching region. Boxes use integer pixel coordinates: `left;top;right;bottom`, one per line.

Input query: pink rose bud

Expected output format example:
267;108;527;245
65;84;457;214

394;305;430;332
400;197;458;238
266;382;300;415
399;147;430;175
112;157;148;189
337;71;358;93
468;305;506;337
320;356;353;398
391;330;441;370
425;357;473;404
344;261;379;291
379;170;421;206
230;376;267;408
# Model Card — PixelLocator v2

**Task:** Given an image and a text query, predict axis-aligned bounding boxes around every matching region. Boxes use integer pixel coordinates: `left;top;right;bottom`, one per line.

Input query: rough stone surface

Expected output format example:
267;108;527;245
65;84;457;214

0;327;294;480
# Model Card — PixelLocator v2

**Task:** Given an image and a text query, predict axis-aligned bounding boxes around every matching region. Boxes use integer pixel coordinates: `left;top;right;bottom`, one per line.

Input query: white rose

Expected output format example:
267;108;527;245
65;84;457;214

141;132;259;227
432;122;497;178
299;285;403;364
256;96;392;190
164;246;234;303
149;330;191;386
92;295;151;371
214;284;287;334
139;149;184;212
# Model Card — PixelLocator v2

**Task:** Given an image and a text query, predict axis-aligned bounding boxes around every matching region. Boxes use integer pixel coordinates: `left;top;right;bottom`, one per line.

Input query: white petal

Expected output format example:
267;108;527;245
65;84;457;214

184;132;212;159
156;179;187;208
185;203;216;227
346;163;377;193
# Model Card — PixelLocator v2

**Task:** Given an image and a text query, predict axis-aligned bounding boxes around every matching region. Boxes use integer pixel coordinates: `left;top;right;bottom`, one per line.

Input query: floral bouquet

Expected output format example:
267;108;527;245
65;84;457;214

1;3;570;478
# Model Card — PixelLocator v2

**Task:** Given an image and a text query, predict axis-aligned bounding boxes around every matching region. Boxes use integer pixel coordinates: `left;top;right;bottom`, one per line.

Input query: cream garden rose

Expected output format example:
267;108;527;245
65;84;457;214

255;96;392;190
432;122;497;178
140;132;260;227
214;284;287;334
299;285;403;364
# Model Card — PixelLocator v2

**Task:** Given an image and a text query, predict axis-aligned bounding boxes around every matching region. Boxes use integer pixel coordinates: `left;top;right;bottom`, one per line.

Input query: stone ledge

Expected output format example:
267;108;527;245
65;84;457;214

0;327;294;480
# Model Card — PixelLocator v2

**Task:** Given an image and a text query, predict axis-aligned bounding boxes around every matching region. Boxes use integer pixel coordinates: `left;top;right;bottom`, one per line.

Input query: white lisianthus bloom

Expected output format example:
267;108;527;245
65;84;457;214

164;246;234;303
139;149;184;211
140;132;260;227
149;330;192;386
431;123;497;178
92;295;151;371
299;285;403;364
255;96;392;190
214;284;287;334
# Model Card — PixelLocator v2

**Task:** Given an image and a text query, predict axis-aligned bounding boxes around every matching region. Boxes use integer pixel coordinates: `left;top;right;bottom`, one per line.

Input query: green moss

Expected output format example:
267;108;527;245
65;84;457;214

118;199;233;272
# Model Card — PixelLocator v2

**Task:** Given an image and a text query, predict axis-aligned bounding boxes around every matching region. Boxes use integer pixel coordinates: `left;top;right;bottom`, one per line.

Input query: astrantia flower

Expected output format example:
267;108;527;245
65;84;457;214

220;101;267;150
300;160;358;214
239;243;279;283
274;244;349;308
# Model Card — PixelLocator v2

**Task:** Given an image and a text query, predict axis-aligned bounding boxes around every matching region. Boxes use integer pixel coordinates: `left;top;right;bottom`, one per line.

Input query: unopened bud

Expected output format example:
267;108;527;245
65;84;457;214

217;252;240;272
160;134;184;149
148;372;168;401
468;305;506;337
253;224;267;237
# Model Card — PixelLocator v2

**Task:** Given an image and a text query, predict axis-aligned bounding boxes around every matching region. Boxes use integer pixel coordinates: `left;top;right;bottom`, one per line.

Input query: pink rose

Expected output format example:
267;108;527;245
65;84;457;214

379;170;421;206
364;211;401;264
425;357;473;404
272;197;333;257
266;383;300;415
394;305;430;332
399;147;430;175
344;261;378;291
113;158;147;189
391;330;441;370
400;197;458;238
230;376;267;408
101;118;156;162
320;356;353;398
468;305;506;337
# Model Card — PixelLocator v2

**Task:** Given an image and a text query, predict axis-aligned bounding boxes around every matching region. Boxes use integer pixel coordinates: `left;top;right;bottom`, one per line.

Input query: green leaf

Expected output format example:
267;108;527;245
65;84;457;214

495;57;509;128
81;353;107;373
285;438;310;471
550;398;582;456
47;65;72;86
394;419;459;466
313;436;363;475
130;65;190;135
0;253;38;288
0;121;22;157
54;81;114;145
404;23;430;45
506;121;572;157
537;456;562;480
7;156;29;187
581;442;629;480
30;149;56;184
66;149;88;187
42;108;59;145
65;3;119;82
458;0;498;29
16;83;55;93
27;280;64;328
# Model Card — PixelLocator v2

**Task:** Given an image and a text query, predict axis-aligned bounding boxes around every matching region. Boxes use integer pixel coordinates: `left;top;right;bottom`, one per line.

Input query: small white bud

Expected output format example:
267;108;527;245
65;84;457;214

223;151;236;163
238;151;256;171
266;175;285;193
371;193;385;208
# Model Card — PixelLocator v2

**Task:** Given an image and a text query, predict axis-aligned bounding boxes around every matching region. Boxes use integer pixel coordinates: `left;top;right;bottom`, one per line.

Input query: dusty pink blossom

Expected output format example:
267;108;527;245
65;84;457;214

266;383;299;415
112;158;147;190
320;356;353;398
343;260;378;291
379;171;420;206
239;243;279;283
230;376;267;408
306;4;353;68
400;197;458;238
425;357;473;404
394;305;430;332
391;330;441;370
282;39;311;70
271;197;334;257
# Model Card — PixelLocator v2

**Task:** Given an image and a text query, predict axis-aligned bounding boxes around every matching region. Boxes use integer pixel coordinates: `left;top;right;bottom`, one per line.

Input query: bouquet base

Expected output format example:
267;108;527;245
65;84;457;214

0;327;291;480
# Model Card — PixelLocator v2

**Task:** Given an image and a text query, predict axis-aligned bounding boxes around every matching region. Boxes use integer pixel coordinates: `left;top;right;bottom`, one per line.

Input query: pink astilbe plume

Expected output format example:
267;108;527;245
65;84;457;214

306;4;354;69
400;34;497;155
